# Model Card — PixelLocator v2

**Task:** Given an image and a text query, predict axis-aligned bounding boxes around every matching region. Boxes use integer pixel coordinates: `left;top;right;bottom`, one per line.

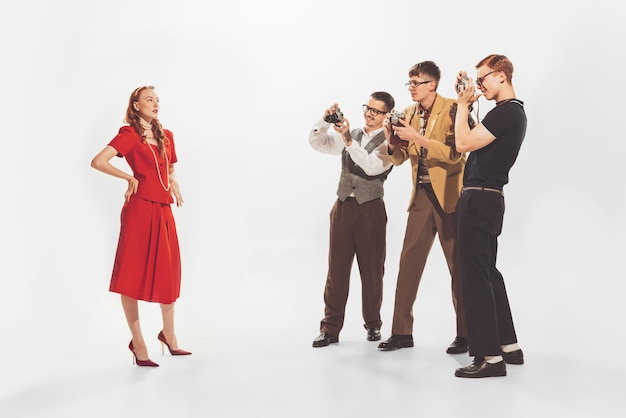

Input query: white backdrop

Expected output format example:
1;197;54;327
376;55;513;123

1;0;625;415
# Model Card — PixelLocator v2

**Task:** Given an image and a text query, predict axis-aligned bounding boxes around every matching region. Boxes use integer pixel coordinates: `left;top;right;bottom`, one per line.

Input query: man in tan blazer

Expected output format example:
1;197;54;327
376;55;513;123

378;61;470;354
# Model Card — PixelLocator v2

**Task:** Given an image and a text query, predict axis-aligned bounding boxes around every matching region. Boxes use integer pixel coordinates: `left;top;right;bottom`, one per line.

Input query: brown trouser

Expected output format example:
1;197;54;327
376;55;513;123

391;183;467;337
320;197;387;336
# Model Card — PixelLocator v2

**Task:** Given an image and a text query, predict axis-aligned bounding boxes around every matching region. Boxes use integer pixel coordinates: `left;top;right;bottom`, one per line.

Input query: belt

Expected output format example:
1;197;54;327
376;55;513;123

462;186;504;196
342;196;381;204
417;175;431;184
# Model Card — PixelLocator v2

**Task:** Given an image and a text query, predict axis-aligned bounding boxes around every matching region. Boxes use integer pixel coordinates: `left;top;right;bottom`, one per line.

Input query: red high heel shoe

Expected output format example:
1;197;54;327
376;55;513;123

128;341;159;367
157;331;192;356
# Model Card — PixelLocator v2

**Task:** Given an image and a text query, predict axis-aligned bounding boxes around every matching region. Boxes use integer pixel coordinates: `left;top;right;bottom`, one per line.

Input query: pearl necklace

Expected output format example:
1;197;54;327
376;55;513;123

146;142;170;191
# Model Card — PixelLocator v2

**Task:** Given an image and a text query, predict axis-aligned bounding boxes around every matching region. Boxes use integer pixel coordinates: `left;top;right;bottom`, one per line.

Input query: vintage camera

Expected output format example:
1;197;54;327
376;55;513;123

389;110;405;126
324;108;344;124
456;75;469;93
388;110;408;147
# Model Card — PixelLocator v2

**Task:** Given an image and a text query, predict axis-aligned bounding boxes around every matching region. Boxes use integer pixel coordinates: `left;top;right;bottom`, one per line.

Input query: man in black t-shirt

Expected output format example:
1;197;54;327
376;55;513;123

452;54;527;378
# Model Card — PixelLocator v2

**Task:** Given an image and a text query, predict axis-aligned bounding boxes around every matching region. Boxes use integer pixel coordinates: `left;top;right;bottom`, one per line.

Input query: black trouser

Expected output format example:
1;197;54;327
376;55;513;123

456;189;517;357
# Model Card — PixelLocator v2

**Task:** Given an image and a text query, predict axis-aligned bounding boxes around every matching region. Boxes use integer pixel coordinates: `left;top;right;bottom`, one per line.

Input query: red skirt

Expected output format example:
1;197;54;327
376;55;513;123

109;196;181;303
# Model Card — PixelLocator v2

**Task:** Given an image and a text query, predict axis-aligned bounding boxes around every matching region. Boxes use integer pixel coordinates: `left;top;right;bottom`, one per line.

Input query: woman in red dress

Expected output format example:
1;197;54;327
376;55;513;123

91;86;191;367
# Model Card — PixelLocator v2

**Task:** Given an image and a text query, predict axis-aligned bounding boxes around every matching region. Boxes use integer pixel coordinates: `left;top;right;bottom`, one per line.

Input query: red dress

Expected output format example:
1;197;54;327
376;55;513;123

107;126;181;304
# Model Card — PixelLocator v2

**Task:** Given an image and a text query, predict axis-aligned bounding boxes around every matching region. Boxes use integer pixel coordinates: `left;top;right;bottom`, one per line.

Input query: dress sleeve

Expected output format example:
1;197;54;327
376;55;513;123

108;126;138;157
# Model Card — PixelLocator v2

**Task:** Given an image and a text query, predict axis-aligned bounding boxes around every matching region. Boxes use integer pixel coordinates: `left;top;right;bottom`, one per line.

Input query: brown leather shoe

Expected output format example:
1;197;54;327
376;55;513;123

502;349;524;364
312;332;338;348
455;357;506;378
364;325;381;341
446;336;469;354
377;334;414;351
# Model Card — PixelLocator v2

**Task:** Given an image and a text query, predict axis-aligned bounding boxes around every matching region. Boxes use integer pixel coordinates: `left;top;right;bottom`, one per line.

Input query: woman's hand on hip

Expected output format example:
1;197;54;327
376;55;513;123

124;178;139;202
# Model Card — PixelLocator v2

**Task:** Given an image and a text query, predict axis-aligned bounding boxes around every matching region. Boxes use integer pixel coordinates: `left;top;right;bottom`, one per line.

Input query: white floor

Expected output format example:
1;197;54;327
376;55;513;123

1;237;623;418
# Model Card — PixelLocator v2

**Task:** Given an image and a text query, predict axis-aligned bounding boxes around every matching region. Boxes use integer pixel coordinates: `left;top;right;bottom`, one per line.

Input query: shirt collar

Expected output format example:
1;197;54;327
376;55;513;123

363;126;383;138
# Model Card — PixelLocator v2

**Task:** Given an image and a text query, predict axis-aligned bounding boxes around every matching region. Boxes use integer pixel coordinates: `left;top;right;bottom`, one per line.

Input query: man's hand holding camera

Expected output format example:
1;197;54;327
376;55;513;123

386;110;410;149
324;103;352;146
385;111;428;150
334;119;352;146
455;71;482;107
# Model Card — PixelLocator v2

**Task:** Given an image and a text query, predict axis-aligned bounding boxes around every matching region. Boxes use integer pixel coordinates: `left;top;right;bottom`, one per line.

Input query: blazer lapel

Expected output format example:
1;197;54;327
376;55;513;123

425;94;445;139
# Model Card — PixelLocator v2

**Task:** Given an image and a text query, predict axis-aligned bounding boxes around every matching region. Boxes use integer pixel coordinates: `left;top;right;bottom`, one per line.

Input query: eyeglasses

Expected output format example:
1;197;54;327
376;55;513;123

362;104;387;116
476;71;496;88
405;80;433;88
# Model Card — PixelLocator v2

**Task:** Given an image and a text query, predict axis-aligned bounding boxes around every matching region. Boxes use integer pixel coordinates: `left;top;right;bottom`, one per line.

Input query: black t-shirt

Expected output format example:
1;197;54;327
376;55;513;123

463;99;527;190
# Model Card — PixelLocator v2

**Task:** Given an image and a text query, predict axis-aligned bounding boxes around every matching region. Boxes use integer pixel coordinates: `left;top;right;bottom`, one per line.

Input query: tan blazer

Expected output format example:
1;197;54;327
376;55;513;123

390;94;466;213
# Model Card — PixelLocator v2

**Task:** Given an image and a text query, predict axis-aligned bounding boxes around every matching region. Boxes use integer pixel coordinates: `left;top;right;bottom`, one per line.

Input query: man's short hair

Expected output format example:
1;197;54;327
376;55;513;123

408;61;441;89
371;91;395;112
476;54;514;83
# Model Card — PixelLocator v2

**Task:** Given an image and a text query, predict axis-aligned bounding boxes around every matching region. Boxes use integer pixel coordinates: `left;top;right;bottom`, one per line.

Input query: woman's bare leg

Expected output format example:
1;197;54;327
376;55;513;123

160;302;180;350
121;295;150;360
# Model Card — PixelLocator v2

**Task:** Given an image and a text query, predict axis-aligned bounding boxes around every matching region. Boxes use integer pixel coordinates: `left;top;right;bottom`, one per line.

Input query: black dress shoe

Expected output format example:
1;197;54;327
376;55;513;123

312;332;338;348
502;349;524;364
364;325;381;341
446;336;469;354
455;357;506;378
377;334;414;351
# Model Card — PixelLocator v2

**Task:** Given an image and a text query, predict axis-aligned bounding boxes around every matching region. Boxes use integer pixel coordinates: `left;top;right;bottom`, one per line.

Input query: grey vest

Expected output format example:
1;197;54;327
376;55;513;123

336;129;392;204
